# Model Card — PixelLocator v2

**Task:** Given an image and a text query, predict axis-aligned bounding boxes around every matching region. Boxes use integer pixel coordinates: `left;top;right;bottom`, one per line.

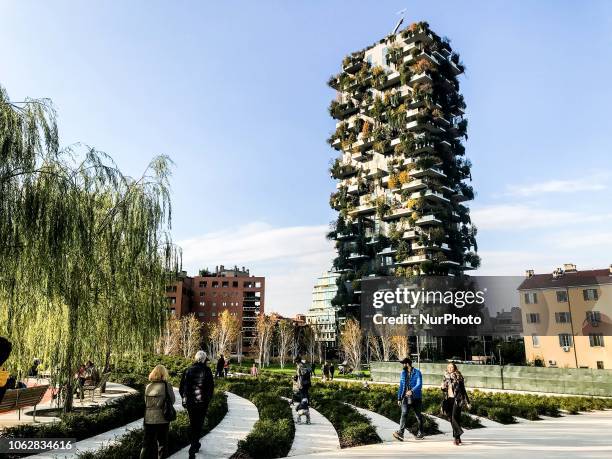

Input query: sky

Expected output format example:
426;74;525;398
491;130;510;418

2;1;612;317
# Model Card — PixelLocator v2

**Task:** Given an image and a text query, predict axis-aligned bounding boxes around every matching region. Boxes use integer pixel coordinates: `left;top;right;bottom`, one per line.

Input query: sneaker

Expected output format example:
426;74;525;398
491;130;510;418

414;431;424;440
393;431;404;442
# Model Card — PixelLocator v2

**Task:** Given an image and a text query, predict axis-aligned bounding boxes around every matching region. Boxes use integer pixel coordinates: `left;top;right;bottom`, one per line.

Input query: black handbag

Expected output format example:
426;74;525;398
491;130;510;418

403;368;413;405
163;381;177;422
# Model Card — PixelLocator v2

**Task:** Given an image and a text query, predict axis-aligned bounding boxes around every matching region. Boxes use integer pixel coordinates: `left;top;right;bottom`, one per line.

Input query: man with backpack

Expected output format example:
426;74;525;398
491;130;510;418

293;356;312;399
393;357;424;441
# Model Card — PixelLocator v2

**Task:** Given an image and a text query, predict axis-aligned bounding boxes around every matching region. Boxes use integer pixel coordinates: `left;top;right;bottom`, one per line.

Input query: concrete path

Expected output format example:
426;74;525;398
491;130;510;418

284;398;340;456
290;410;612;458
169;391;258;459
469;413;504;428
348;404;398;442
0;381;137;428
31;386;183;459
423;413;453;435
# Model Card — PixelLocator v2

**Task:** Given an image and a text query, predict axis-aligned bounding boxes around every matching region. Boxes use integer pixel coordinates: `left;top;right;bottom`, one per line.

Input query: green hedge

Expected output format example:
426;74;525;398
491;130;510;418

78;391;228;458
308;384;381;448
313;383;443;436
1;393;144;441
220;377;294;458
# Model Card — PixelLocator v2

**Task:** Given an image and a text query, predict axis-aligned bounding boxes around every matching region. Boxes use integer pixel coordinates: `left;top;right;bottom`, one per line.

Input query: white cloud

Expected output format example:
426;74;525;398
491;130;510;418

549;230;612;250
178;222;335;318
504;176;607;197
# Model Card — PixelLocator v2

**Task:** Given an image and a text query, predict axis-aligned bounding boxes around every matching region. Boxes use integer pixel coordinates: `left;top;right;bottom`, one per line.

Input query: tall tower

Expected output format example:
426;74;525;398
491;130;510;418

327;21;479;312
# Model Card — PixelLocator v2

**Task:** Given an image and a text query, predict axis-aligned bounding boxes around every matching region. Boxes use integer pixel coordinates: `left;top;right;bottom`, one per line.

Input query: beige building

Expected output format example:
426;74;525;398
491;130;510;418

519;264;612;369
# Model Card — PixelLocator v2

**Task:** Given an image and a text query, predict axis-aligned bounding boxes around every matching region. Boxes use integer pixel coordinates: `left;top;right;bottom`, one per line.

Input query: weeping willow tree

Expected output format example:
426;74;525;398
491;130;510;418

0;85;180;410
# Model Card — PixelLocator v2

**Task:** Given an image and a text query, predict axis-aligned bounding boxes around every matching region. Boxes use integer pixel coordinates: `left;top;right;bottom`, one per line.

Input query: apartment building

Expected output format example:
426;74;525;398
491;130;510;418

326;21;478;311
165;265;265;349
519;264;612;369
305;271;343;349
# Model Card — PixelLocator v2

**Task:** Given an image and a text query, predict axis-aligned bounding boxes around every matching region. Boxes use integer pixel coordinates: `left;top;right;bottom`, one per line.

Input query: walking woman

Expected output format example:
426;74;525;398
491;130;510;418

441;362;470;445
141;364;175;458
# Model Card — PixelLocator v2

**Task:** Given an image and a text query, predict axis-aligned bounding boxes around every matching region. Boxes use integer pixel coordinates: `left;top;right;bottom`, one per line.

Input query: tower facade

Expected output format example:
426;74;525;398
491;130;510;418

327;21;479;311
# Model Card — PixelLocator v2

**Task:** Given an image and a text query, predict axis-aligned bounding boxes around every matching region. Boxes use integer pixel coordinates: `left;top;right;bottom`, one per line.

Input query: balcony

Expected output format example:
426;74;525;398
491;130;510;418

396;254;430;265
410;167;446;179
351;151;367;162
416;215;443;226
347;183;362;194
412;190;450;203
402;230;419;240
382;71;401;88
348;202;376;217
412;242;450;251
452;190;470;202
376;246;396;256
403;31;434;45
348;252;368;261
408;73;433;86
336;232;356;240
401;178;427;192
384;207;413;220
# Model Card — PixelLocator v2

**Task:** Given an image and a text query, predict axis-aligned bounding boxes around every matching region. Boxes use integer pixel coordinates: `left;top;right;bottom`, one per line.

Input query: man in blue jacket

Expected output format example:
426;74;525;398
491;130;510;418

393;357;424;441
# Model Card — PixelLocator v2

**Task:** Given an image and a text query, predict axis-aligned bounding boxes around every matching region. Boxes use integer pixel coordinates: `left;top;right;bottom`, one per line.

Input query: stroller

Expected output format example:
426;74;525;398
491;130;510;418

291;375;301;405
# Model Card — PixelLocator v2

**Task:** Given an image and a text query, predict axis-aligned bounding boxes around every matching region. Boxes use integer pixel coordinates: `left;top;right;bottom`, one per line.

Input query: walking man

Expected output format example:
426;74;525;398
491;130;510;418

180;351;214;459
393;357;424;441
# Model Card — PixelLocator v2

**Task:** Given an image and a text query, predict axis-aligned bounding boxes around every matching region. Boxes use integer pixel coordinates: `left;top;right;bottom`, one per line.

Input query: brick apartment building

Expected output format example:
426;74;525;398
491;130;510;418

165;265;265;349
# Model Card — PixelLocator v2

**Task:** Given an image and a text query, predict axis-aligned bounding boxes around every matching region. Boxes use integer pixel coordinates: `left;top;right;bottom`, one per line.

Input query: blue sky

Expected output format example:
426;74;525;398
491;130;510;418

2;1;612;316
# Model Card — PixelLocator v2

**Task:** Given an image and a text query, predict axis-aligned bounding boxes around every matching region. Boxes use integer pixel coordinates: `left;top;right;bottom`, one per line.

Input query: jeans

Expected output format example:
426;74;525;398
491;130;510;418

187;404;209;456
444;397;464;439
140;423;169;459
399;397;423;436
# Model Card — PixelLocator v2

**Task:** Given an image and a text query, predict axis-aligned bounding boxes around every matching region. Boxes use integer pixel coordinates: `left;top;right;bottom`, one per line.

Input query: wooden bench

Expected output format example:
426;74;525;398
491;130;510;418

0;385;49;422
81;372;110;402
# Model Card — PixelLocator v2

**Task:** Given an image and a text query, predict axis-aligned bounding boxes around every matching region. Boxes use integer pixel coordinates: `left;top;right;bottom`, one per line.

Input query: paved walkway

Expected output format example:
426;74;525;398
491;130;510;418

348;404;398;442
284;397;340;456
0;381;138;428
291;410;612;458
169;391;258;459
30;386;182;459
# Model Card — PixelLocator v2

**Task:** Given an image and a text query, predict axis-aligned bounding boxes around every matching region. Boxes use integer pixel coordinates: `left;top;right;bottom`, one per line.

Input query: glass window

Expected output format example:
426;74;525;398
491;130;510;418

558;334;572;347
555;312;571;323
556;291;568;302
531;334;540;347
586;311;601;324
526;313;540;324
524;292;538;304
589;334;604;347
583;288;598;301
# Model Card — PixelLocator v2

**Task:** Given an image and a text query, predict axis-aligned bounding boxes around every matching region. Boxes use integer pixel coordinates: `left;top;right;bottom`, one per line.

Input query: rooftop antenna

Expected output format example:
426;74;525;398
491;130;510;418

392;8;407;35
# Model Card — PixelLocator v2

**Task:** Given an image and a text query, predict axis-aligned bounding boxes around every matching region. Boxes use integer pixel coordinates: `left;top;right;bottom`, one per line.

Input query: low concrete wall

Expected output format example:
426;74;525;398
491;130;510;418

370;362;612;396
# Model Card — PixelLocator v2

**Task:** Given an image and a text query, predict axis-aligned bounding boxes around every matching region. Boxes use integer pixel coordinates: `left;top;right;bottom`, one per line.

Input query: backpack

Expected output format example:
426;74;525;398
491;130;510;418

299;365;312;388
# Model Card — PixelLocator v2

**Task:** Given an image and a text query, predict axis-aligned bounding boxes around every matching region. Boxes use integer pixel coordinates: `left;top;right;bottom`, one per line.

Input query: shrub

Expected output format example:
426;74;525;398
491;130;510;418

79;392;228;459
2;393;144;441
224;377;295;459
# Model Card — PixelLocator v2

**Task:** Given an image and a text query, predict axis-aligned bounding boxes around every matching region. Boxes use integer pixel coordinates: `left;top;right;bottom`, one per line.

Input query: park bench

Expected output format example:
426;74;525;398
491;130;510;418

81;372;111;402
0;385;49;422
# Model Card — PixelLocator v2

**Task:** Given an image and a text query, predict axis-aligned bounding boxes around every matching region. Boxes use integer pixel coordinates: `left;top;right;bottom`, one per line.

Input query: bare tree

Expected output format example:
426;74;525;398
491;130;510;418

302;325;316;363
180;314;204;359
255;313;277;367
157;316;181;355
391;335;410;360
340;318;362;371
206;309;239;359
277;319;294;369
368;334;383;362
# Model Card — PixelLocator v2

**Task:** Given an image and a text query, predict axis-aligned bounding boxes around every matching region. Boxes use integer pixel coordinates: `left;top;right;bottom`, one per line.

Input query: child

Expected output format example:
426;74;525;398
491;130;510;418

296;397;311;424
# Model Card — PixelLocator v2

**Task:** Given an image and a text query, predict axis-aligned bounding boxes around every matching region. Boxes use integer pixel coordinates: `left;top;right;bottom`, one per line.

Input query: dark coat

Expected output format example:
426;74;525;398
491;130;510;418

179;362;214;407
442;372;470;408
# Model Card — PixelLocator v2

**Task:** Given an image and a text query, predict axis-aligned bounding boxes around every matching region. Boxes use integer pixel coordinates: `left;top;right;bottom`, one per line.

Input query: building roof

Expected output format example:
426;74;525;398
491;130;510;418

518;269;612;290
